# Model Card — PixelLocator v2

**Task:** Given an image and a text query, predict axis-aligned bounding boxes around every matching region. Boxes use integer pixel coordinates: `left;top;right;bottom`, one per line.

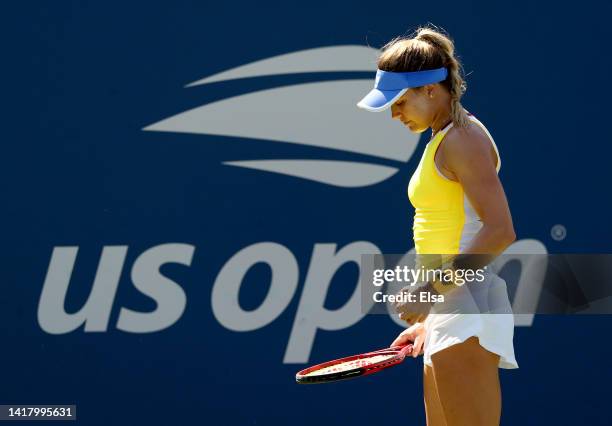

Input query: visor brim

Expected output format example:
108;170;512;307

357;88;408;112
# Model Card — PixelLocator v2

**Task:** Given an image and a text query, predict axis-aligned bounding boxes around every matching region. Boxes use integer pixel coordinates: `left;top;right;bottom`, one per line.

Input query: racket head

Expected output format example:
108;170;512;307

295;344;413;384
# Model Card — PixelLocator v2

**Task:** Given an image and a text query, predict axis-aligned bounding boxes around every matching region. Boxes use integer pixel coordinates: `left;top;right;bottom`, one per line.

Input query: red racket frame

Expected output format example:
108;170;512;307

295;344;413;384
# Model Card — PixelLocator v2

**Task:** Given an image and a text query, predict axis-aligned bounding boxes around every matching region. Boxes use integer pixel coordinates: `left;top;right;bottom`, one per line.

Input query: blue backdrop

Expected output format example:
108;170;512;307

3;1;611;425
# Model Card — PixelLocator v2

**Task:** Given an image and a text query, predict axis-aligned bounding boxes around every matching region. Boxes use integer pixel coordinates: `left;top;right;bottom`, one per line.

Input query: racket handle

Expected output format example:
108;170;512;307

398;344;414;357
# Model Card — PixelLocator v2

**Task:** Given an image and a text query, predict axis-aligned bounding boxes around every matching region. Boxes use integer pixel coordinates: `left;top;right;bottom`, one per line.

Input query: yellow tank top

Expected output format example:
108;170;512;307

407;114;501;255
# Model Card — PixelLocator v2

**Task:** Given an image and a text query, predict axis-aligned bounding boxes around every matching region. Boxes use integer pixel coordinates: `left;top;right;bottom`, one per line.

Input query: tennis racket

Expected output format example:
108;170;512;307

295;343;413;384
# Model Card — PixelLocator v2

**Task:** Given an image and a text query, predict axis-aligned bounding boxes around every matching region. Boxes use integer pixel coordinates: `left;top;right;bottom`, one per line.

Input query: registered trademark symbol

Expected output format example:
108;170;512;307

551;224;566;241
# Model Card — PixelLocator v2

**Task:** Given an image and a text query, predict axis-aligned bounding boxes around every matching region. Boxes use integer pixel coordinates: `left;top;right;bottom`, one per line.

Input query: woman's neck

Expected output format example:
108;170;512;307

430;105;454;138
431;115;453;139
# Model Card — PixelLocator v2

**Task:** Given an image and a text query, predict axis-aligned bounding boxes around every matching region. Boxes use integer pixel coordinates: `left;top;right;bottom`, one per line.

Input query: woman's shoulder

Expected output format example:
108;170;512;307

442;114;500;171
444;117;492;153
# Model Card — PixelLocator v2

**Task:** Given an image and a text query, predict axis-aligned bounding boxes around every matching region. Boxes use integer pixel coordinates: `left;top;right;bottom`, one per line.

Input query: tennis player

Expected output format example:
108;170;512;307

358;25;518;426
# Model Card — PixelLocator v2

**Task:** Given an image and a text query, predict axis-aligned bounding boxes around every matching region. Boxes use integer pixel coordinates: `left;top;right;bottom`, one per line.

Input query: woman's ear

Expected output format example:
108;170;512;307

425;84;435;98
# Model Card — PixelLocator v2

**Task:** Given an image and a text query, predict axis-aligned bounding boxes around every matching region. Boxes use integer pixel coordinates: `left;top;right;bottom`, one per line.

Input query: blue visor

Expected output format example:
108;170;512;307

357;67;448;112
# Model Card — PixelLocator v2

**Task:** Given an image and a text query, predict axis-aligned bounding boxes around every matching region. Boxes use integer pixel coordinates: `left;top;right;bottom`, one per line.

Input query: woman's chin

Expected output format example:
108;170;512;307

406;122;426;134
400;120;425;133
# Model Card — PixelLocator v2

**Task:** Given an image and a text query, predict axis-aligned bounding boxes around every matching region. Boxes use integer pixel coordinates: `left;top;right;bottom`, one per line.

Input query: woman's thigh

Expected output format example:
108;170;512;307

424;364;447;426
430;336;501;426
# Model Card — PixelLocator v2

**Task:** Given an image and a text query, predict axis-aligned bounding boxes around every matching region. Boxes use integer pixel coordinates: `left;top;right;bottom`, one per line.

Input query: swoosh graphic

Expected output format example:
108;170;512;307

144;45;422;188
224;160;399;188
186;45;378;87
143;80;418;162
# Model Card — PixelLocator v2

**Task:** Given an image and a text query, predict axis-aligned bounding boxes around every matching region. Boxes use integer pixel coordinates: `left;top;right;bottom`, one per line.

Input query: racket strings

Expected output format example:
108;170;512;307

303;354;396;377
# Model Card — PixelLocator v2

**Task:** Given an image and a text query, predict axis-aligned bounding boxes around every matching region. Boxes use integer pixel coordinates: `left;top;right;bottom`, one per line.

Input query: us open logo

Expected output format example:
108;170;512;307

143;45;420;188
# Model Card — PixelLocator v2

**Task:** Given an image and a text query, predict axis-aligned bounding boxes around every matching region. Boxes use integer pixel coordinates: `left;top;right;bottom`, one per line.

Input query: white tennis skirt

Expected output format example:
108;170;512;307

423;272;519;369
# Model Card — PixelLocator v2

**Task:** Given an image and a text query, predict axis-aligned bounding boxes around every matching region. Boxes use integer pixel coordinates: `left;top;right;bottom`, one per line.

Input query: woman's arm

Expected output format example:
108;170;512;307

395;124;517;320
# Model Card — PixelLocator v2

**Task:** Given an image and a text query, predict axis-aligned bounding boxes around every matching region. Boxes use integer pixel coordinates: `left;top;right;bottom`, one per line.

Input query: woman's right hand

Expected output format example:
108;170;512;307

390;322;426;358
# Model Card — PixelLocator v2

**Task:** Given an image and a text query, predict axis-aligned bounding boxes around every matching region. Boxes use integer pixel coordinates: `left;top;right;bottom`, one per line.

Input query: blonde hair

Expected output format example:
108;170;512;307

377;25;470;128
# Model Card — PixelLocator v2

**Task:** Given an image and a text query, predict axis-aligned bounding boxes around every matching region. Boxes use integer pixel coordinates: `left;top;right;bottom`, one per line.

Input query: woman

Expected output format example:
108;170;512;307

357;26;518;426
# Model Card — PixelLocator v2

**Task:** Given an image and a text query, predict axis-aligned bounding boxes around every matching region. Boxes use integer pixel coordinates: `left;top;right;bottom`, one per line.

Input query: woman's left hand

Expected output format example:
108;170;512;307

390;322;426;358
